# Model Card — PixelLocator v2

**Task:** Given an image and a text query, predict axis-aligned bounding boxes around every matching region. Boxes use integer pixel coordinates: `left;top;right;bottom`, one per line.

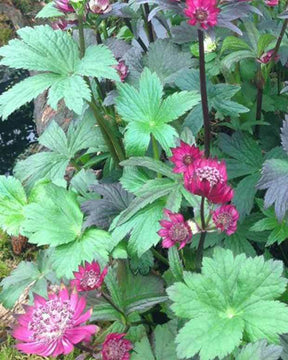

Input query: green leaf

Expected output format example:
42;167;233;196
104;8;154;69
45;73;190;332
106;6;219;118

167;248;288;360
257;34;276;56
15;114;101;190
221;36;252;54
130;251;154;275
112;199;165;257
0;250;55;308
222;50;255;70
0;176;27;235
0;25;118;117
120;166;151;195
153;321;178;360
168;247;184;282
51;228;112;279
144;39;192;84
120;157;179;180
236;340;282;360
0;74;56;120
76;45;119;81
131;336;155;360
22;183;83;246
116;68;199;155
36;2;63;18
257;158;288;221
117;178;177;225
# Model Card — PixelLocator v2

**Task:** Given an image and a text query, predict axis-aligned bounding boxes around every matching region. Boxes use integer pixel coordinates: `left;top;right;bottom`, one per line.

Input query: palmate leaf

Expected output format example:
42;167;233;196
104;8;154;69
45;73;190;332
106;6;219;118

22;183;83;246
15;111;103;190
116;68;200;156
0;250;56;308
167;248;288;360
257;120;288;221
36;2;63;18
0;176;27;236
0;25;118;118
236;340;282;360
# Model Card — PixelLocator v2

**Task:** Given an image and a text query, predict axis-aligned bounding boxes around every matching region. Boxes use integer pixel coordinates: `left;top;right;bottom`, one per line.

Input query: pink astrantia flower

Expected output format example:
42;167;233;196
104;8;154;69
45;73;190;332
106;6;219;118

158;209;192;249
115;61;129;82
212;204;239;235
257;49;280;64
102;333;133;360
170;141;203;174
51;19;77;30
265;0;278;6
184;158;234;204
184;0;220;30
12;287;98;357
54;0;75;13
88;0;112;14
71;261;108;292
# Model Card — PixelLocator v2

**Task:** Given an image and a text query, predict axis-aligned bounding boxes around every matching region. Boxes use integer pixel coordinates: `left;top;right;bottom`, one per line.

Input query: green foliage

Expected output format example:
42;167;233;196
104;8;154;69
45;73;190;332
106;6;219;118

250;199;288;246
168;248;288;360
22;183;113;279
235;340;282;360
14;110;104;191
175;69;249;135
0;250;56;308
0;25;118;118
0;176;27;236
131;321;178;360
116;68;200;156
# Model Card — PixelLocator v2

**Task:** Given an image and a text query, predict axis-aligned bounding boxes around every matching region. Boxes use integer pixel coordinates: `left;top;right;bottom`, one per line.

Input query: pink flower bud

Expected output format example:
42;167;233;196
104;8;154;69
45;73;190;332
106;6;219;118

88;0;112;14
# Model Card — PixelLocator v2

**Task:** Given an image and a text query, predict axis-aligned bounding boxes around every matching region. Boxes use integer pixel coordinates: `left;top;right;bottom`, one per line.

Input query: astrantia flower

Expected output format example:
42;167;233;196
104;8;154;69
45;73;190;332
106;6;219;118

102;333;133;360
88;0;112;14
12;287;97;357
212;204;239;235
115;61;129;82
265;0;278;6
51;19;77;30
158;209;192;249
170;141;203;174
257;50;280;64
54;0;75;13
71;261;108;292
184;158;234;204
184;0;220;30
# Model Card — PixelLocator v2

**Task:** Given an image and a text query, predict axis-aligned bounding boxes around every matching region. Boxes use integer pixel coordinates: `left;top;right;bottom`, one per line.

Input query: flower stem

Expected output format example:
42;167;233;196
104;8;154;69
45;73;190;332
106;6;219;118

151;248;169;266
195;196;206;272
143;3;154;43
195;29;210;271
198;29;210;158
75;343;95;354
78;16;125;165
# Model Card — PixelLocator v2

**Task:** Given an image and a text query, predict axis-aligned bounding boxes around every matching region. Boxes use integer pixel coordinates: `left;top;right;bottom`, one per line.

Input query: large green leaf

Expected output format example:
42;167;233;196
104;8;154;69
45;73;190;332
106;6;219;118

0;25;118;118
167;248;288;360
51;228;113;279
0;176;27;235
22;183;83;246
116;68;200;156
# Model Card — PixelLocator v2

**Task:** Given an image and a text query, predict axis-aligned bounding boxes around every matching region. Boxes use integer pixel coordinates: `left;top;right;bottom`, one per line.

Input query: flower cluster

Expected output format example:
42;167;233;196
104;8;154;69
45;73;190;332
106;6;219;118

71;261;108;292
54;0;112;15
158;141;239;249
265;0;278;6
102;333;133;360
257;49;280;64
184;0;220;29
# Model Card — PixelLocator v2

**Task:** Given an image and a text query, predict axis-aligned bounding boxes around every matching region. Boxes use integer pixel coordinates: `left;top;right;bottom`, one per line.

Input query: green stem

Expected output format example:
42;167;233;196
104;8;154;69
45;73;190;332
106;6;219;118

195;196;206;272
78;16;125;165
151;248;169;266
151;135;160;160
101;292;127;321
102;19;109;40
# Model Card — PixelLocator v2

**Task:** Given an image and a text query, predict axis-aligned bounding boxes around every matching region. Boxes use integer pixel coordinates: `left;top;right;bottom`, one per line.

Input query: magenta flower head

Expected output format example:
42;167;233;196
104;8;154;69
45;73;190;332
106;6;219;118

54;0;75;13
265;0;278;6
88;0;112;14
71;261;108;292
102;333;133;360
115;61;129;82
184;158;234;204
257;50;280;64
158;209;192;250
170;141;203;174
212;204;239;235
184;0;220;30
12;286;98;357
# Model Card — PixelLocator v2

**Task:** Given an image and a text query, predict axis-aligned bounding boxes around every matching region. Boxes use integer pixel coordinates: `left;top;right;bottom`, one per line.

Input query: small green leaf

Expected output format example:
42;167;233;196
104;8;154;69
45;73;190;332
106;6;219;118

36;2;63;18
236;340;282;360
